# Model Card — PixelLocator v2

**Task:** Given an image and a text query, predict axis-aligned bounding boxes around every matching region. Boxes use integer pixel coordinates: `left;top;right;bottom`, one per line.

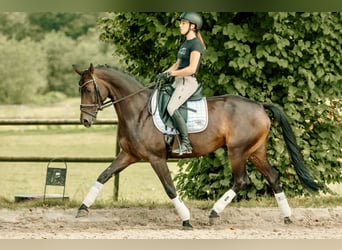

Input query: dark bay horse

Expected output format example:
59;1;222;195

73;63;318;229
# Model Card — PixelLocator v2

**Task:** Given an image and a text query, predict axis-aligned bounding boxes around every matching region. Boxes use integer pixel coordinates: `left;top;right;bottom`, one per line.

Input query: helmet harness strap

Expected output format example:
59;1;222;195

184;22;196;36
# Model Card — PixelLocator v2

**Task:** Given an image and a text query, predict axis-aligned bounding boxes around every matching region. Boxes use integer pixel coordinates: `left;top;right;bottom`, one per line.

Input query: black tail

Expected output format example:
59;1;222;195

263;103;319;192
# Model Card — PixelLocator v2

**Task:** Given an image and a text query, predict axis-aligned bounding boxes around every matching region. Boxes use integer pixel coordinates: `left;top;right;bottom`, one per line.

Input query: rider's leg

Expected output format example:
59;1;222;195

170;109;192;154
167;76;198;155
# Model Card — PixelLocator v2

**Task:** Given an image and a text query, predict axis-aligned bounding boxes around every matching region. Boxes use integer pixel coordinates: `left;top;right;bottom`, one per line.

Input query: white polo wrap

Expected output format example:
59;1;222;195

213;189;236;214
275;192;292;217
171;196;190;221
83;181;104;207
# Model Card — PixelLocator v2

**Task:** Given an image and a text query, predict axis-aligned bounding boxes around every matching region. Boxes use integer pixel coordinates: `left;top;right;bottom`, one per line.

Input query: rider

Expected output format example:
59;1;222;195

155;12;206;155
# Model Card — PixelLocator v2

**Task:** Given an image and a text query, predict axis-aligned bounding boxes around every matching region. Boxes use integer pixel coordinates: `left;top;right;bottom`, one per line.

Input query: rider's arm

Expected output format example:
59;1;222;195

164;60;180;73
169;50;200;77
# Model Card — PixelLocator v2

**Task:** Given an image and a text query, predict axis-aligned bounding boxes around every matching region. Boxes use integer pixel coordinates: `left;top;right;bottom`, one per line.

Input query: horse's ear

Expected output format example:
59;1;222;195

72;64;82;75
89;63;94;74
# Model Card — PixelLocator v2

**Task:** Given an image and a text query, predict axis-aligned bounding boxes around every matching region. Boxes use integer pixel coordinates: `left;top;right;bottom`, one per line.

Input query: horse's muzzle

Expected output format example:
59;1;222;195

80;113;95;127
80;104;98;127
81;118;92;128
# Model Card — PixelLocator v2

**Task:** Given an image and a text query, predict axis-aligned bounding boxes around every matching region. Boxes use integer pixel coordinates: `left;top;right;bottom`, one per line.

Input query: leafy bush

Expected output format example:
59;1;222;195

176;12;342;198
100;12;341;198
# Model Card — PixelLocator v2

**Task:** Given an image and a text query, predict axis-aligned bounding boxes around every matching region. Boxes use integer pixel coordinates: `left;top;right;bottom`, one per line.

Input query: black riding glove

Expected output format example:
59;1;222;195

154;72;171;83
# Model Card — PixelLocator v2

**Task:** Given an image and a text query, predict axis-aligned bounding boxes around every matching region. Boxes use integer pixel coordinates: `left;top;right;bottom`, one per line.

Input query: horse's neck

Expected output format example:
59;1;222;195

103;72;149;124
112;90;150;126
100;69;141;97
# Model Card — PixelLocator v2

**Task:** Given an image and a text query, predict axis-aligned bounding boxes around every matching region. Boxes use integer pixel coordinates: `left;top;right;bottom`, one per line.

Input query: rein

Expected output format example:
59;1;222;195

79;74;157;118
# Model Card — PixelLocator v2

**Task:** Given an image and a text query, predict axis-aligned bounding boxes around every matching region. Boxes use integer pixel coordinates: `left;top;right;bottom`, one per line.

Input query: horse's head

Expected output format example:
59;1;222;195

73;63;106;128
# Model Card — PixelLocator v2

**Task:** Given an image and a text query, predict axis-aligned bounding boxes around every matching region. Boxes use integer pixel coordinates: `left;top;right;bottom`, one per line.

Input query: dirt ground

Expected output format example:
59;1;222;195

0;206;341;239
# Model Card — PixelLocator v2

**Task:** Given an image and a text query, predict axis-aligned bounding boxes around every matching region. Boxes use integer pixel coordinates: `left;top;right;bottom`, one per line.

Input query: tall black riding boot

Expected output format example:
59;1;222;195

171;110;192;155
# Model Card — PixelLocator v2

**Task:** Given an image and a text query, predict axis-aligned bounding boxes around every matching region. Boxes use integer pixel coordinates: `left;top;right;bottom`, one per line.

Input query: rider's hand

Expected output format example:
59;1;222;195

154;72;171;83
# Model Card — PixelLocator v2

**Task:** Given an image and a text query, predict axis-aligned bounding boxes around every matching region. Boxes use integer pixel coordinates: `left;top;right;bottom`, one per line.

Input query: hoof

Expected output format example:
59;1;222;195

182;220;193;230
284;216;292;224
75;208;89;218
209;210;219;226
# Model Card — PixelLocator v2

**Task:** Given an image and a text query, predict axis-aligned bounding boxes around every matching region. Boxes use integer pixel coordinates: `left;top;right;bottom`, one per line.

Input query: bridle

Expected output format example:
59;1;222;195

79;74;108;119
79;73;157;119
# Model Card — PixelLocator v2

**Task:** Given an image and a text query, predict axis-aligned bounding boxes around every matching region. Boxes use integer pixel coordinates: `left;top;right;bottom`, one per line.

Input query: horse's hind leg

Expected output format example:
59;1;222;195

249;145;292;224
209;148;250;225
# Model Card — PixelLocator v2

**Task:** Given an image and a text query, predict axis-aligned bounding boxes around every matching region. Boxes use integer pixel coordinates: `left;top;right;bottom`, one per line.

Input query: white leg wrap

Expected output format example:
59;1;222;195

213;189;236;214
171;196;190;221
275;192;292;217
82;181;104;207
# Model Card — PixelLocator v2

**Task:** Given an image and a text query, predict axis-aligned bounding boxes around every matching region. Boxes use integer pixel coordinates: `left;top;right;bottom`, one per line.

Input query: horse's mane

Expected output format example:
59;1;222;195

95;64;144;87
95;64;123;72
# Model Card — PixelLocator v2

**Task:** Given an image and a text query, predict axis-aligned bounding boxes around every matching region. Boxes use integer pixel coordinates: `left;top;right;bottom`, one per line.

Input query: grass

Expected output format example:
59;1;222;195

0;98;178;206
0;98;341;209
1;191;341;210
0;139;179;205
0;161;178;205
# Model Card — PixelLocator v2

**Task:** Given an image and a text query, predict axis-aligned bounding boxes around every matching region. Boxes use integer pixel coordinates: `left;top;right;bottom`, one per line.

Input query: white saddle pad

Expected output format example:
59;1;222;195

150;90;208;135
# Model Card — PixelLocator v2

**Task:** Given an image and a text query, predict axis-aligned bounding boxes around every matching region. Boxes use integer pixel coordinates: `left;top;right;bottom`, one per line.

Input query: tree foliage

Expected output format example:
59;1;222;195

98;12;341;199
0;12;99;41
28;12;97;40
0;12;115;103
0;35;48;104
40;29;114;97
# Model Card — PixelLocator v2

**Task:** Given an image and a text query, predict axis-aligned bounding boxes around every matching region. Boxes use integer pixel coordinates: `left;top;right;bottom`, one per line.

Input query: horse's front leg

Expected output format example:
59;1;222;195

150;157;193;230
76;151;138;218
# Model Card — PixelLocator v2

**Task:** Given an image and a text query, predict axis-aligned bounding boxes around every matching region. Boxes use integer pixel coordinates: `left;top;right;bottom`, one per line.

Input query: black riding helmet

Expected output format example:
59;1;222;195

177;12;203;30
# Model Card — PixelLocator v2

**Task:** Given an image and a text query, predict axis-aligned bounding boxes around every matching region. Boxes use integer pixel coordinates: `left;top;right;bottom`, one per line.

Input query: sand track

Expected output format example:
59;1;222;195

0;206;341;239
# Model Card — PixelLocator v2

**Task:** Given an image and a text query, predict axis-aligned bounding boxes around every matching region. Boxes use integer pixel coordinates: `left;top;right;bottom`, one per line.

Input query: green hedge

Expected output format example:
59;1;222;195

99;12;341;198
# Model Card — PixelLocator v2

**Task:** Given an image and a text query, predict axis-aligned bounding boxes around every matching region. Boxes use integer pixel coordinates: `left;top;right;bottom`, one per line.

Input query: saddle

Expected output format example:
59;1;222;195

156;84;203;129
150;84;208;155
